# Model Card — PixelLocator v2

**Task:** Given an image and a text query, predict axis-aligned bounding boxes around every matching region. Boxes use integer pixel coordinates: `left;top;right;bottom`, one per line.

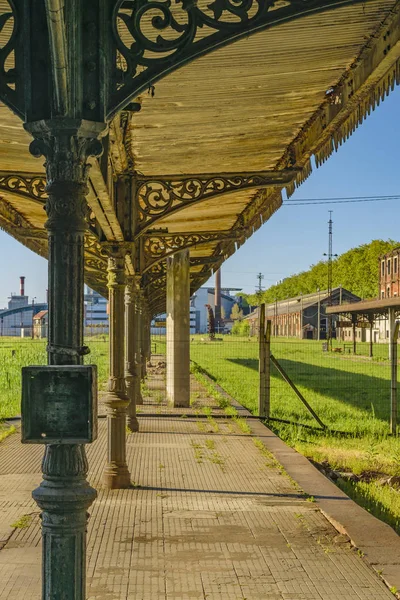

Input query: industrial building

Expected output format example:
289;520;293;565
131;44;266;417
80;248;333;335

152;274;241;335
33;310;48;339
246;287;360;339
0;277;46;337
334;248;400;344
84;287;109;335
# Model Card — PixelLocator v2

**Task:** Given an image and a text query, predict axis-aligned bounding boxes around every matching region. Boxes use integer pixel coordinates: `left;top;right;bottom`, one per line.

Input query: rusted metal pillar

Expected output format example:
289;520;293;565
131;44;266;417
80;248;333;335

125;277;140;432
103;249;131;489
25;121;104;600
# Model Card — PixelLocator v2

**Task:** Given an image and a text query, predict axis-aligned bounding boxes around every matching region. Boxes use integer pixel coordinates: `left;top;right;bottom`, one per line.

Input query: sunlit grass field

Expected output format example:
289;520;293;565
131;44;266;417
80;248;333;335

0;336;108;419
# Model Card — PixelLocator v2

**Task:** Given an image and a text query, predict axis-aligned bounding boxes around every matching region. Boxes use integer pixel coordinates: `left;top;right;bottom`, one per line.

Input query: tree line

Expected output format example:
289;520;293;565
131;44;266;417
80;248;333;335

242;239;399;306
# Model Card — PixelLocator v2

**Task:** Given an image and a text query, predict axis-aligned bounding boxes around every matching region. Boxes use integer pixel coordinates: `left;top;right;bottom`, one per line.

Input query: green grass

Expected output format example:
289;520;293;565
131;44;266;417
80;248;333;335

190;336;393;436
0;337;108;420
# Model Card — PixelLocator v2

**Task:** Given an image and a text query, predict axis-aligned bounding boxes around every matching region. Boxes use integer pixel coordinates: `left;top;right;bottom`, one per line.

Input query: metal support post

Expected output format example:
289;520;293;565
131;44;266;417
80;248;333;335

140;294;148;380
352;316;357;355
25;120;104;600
258;303;271;420
369;319;374;358
287;298;289;338
125;277;140;432
300;294;303;339
391;320;400;435
135;293;144;403
259;304;266;416
102;249;131;489
143;305;151;367
389;308;395;361
317;289;321;342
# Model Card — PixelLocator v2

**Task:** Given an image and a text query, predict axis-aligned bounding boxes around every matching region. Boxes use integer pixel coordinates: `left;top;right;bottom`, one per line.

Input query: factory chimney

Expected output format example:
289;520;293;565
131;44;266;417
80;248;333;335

214;269;221;325
20;276;25;297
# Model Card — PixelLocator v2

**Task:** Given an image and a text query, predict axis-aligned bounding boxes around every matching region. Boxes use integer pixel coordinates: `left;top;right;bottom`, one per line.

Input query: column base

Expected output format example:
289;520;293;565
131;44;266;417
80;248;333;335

102;463;131;489
167;393;190;409
127;415;139;432
103;389;131;490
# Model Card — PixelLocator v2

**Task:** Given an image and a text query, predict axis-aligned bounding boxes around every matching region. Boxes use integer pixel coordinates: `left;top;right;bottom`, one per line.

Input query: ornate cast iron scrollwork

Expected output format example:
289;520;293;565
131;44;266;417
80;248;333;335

146;254;219;280
136;171;293;233
142;230;237;271
0;2;21;117
0;172;47;202
110;0;372;115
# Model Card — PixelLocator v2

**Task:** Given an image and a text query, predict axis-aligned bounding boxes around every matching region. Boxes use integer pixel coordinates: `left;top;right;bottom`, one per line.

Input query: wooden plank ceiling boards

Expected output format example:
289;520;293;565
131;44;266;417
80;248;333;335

0;1;399;307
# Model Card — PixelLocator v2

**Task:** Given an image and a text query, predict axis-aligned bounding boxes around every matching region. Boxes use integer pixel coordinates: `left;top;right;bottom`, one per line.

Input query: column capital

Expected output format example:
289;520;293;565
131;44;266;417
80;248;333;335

25;119;105;184
25;119;106;233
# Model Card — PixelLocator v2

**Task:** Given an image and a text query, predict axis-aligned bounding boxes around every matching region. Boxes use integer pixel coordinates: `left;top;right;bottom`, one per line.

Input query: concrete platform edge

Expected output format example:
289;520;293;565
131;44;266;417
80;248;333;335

251;418;400;594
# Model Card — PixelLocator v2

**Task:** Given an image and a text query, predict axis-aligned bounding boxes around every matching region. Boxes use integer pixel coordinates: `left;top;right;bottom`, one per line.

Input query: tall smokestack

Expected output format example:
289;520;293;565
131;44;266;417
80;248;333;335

20;276;25;297
214;269;221;323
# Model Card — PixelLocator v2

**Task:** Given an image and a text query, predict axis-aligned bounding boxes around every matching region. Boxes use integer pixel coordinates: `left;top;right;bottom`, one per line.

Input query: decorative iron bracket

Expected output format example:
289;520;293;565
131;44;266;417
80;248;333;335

145;254;220;280
0;171;47;203
141;230;239;272
134;170;295;235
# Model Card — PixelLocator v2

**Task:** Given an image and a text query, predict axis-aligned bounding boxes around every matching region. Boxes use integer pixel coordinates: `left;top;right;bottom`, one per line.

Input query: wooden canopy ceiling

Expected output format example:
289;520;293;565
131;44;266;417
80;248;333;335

0;0;399;313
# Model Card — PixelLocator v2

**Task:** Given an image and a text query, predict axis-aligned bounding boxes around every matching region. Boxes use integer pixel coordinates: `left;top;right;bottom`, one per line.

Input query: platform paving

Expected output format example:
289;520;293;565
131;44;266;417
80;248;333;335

0;367;396;599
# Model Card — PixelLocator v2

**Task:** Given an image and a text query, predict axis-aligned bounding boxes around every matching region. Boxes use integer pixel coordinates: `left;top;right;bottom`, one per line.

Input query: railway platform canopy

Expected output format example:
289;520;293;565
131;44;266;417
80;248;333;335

326;296;400;321
1;1;400;598
0;1;399;313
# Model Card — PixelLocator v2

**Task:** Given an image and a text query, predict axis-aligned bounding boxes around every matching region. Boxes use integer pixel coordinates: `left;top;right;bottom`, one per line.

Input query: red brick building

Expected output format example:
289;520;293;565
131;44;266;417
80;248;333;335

380;248;400;299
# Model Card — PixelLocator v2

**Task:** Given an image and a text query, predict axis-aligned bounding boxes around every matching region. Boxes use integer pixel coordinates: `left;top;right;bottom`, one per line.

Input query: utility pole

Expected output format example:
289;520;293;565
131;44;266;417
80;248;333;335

256;272;264;303
323;211;338;350
257;272;264;293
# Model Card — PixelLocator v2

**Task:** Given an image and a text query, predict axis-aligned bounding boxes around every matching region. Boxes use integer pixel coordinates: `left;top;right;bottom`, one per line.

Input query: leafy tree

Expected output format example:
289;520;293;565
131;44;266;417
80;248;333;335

242;239;399;305
231;319;250;336
230;303;243;320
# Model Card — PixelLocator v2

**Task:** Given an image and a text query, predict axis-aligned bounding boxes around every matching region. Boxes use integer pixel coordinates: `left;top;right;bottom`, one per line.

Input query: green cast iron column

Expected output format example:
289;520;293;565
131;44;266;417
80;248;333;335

125;277;140;432
102;248;131;489
134;289;144;406
25;120;104;600
140;292;148;380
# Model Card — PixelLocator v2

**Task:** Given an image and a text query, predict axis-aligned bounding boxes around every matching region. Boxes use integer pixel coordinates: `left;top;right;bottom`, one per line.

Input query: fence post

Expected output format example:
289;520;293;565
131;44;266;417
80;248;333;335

390;320;399;435
264;320;271;419
259;307;271;419
259;304;266;417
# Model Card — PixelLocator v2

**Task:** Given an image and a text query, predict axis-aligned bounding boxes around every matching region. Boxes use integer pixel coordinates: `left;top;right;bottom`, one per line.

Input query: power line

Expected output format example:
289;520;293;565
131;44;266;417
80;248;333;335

283;194;400;206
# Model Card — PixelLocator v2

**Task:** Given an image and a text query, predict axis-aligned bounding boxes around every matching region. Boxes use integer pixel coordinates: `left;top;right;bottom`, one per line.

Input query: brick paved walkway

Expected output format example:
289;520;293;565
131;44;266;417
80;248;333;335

0;370;395;599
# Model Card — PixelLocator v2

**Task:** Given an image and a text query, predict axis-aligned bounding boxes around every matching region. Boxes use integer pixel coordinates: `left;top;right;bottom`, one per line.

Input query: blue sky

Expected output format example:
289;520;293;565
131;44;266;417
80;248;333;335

1;86;399;307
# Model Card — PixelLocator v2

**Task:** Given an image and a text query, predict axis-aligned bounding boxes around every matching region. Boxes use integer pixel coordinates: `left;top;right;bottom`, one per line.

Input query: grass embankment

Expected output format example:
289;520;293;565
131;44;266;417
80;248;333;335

190;335;400;533
0;336;109;420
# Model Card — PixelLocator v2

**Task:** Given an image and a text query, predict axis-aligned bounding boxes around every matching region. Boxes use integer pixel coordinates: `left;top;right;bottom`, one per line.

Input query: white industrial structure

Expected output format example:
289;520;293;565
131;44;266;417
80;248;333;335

84;287;109;335
0;277;46;337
